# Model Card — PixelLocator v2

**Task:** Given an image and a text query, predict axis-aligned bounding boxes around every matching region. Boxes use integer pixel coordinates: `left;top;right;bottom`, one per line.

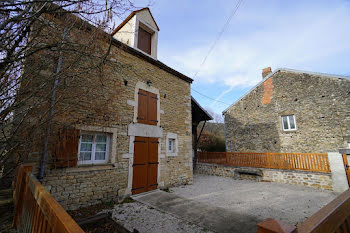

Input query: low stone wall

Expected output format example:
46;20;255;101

196;163;333;191
42;165;128;210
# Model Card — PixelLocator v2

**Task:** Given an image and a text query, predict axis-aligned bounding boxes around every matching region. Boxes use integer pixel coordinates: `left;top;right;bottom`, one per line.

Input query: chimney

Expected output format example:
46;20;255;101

262;67;272;79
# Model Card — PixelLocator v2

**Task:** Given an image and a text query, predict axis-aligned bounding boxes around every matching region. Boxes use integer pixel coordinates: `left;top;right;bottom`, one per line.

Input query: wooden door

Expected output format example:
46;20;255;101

342;154;350;188
132;137;158;195
148;138;159;192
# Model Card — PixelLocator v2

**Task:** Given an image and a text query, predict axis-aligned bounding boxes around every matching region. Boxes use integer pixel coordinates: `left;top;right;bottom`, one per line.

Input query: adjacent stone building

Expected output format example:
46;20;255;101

223;68;350;153
20;8;206;210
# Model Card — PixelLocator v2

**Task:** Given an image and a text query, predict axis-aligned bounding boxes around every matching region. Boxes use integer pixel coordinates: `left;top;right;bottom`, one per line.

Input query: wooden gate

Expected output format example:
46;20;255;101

132;137;158;195
342;154;350;187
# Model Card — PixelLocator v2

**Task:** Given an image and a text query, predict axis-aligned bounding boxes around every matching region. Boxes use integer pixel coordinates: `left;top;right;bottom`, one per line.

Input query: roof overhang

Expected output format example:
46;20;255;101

111;7;159;36
192;97;213;124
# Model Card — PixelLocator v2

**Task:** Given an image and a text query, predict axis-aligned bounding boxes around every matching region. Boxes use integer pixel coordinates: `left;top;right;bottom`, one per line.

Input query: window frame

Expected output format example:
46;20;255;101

78;132;110;165
281;115;297;131
166;132;178;157
168;138;175;153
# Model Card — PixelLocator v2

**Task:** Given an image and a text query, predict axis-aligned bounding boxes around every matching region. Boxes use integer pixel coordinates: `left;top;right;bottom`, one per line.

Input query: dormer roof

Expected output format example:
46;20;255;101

112;7;159;35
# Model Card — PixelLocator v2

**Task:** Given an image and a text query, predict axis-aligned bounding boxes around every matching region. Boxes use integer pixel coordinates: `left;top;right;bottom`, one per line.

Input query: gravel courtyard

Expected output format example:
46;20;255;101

112;174;338;233
171;174;338;226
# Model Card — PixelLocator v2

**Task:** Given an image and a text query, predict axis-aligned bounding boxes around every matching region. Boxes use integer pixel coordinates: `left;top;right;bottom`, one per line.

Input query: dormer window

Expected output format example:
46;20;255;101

112;7;159;59
137;26;152;55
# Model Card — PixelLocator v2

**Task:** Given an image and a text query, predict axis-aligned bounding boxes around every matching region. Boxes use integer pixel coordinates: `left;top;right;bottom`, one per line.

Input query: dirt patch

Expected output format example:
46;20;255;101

68;200;117;221
80;216;126;233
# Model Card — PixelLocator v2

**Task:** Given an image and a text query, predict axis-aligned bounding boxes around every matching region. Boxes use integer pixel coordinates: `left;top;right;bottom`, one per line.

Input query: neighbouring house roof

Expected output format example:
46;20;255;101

46;7;193;84
192;97;213;124
111;7;160;35
222;68;350;114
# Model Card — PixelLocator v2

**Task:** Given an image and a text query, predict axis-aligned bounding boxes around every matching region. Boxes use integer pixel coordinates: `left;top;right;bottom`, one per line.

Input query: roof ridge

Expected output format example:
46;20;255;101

111;7;159;35
222;68;350;114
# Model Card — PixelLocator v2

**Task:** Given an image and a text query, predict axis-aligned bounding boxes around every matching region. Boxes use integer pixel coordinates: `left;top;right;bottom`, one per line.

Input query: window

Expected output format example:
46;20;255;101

281;115;297;131
168;139;175;153
78;133;110;165
137;26;152;55
166;132;178;157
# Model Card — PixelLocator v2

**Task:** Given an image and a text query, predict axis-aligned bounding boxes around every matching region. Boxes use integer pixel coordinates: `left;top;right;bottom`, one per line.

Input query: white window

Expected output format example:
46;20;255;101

166;132;178;157
281;115;297;131
78;133;110;165
168;139;175;153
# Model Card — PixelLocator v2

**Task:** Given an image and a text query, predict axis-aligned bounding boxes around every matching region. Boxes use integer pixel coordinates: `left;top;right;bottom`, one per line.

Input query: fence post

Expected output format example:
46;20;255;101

13;165;32;229
266;153;271;168
257;219;296;233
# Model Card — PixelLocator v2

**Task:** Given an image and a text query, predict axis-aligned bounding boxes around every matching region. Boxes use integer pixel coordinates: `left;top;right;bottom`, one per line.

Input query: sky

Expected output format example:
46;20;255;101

114;0;350;115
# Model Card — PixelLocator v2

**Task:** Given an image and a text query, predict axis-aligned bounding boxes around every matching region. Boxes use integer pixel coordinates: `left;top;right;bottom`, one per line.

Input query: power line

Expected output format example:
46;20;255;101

191;0;244;106
191;88;230;106
192;0;244;80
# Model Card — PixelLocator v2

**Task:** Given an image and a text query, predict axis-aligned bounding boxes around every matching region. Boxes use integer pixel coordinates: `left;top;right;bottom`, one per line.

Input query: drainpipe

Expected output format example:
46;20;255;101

39;27;68;182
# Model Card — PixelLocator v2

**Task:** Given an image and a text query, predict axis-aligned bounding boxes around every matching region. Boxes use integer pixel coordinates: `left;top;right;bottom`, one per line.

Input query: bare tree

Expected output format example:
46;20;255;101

205;107;224;123
0;0;148;186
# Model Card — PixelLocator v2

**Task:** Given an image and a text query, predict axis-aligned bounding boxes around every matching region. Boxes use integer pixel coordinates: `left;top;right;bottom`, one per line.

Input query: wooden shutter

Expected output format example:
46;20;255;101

54;128;80;168
137;27;152;55
147;92;158;125
137;89;148;124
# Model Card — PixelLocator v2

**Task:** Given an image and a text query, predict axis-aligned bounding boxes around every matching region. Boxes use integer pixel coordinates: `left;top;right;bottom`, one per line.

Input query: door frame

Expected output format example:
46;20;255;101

125;135;163;195
342;154;350;188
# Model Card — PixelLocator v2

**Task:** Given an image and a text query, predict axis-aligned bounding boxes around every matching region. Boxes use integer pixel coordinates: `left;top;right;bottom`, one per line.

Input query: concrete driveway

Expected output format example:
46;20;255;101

132;174;337;233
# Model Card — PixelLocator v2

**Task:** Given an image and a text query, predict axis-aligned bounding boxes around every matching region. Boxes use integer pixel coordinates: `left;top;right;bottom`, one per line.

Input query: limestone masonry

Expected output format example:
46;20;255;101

22;10;193;210
224;69;350;153
196;163;333;191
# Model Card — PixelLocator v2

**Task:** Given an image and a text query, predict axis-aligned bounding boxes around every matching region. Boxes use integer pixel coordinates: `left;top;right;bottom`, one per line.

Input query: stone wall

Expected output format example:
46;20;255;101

224;70;350;153
43;165;127;210
196;163;333;191
21;14;193;210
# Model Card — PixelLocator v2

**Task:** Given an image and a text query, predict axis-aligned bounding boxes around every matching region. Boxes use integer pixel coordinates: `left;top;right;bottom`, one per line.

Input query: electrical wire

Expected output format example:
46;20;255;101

191;88;230;106
190;0;244;106
192;0;244;80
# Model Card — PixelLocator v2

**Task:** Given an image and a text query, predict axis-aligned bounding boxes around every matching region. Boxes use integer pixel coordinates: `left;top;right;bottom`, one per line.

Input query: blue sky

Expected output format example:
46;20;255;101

114;0;350;115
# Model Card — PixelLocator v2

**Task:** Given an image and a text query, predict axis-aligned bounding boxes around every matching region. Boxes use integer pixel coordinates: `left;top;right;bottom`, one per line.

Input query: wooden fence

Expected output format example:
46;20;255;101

13;164;84;233
198;151;331;173
258;188;350;233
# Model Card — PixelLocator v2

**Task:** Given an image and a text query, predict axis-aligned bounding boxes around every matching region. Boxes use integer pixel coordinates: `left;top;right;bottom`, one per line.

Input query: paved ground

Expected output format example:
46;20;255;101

125;174;338;233
133;190;256;233
111;200;213;233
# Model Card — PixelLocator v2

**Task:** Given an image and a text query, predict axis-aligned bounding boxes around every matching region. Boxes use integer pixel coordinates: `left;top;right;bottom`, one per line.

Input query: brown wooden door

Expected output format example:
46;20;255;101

342;154;350;188
132;137;158;195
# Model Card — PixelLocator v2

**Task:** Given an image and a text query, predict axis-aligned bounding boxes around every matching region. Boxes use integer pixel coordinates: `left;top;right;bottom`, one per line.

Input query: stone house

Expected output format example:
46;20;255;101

20;7;208;210
223;67;350;153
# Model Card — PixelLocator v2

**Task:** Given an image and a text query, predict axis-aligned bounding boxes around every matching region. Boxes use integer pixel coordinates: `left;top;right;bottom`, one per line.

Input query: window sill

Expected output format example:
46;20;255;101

166;152;178;157
64;163;116;173
282;129;297;133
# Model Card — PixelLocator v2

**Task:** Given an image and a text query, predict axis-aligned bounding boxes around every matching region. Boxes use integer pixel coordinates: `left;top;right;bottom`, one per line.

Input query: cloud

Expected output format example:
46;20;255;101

162;0;350;105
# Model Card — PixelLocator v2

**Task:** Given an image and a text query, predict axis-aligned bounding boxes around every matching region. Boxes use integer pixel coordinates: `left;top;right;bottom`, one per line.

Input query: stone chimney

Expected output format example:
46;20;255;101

262;67;272;79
